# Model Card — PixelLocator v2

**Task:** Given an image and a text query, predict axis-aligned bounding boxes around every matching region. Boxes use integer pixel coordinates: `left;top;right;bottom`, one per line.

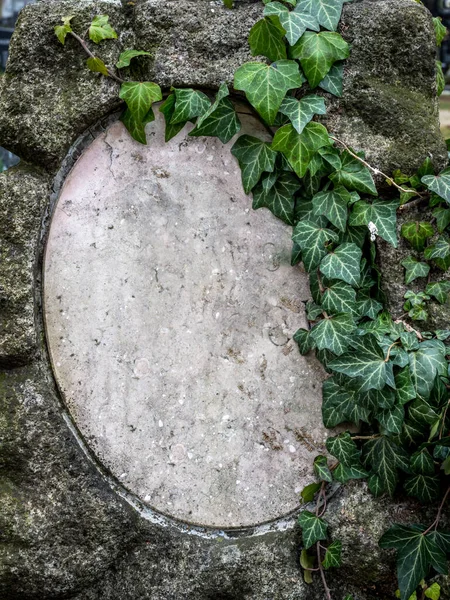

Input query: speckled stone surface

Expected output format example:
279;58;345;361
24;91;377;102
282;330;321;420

44;109;329;528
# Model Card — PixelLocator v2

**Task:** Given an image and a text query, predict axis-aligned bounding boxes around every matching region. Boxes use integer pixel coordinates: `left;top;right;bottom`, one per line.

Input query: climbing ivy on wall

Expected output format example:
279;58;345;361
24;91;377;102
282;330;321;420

54;2;450;599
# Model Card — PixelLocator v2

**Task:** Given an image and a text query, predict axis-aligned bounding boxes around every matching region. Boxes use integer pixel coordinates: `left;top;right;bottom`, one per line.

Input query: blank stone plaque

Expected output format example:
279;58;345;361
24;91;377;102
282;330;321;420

44;107;330;528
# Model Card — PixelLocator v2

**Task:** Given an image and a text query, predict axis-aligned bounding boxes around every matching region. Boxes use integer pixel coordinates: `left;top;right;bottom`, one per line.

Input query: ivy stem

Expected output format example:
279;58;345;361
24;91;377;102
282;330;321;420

384;341;399;362
317;541;333;600
69;31;124;84
351;434;380;441
423;486;450;535
329;136;424;198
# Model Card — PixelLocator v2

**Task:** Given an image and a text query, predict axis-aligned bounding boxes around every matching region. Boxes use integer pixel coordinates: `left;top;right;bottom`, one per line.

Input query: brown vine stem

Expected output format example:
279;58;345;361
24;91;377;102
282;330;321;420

351;434;380;441
394;319;424;341
384;341;399;362
317;541;333;600
423;485;450;535
69;31;124;84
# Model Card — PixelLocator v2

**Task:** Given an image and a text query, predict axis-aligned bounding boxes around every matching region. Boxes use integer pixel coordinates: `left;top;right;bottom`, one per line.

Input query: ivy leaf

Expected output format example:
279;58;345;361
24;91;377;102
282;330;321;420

294;328;313;354
312;186;351;232
395;366;417;405
363;436;410;496
377;404;405;435
433;207;450;233
249;17;287;62
89;15;118;44
223;0;234;8
291;242;303;266
424;236;450;261
290;31;349;88
296;0;345;31
318;146;342;171
358;385;396;411
322;377;355;427
425;281;450;304
319;243;362;287
322;281;357;315
190;83;241;143
401;257;430;285
121;107;155;144
300;549;315;584
368;473;385;497
171;88;210;124
425;582;441;600
326;432;361;466
333;463;369;483
234;60;304;125
401;222;435;252
119;81;162;124
318;61;344;97
252;172;301;224
314;455;333;482
409;399;439;427
380;525;448;600
298;511;328;549
356;296;383;319
264;2;320;45
404;474;440;503
54;15;74;45
434;16;447;47
330;152;377;196
349;199;399;247
272;122;331;178
116;49;151;69
322;540;342;569
292;219;339;272
86;57;109;77
231;135;277;194
309;313;356;355
328;334;391;391
159;94;186;142
410;449;435;475
279;95;326;135
422;168;450;205
300;482;321;504
409;340;447;398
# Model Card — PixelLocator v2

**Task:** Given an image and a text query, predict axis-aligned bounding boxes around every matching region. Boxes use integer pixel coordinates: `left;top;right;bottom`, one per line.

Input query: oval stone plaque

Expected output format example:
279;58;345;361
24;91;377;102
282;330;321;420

44;107;329;528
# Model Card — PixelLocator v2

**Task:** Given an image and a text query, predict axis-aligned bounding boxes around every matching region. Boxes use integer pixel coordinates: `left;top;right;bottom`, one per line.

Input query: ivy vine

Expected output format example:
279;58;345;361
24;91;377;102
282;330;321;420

54;2;450;599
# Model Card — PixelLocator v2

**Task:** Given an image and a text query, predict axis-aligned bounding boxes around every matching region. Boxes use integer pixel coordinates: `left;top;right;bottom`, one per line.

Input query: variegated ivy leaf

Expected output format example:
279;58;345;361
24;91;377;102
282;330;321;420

86;57;109;77
368;473;384;496
404;474;440;503
395;366;417;405
425;281;450;304
296;0;345;31
119;81;162;124
272;122;331;178
190;83;241;144
116;49;151;69
410;449;435;475
401;221;434;252
54;15;74;45
309;313;356;355
322;540;342;569
159;94;186;142
252;172;301;225
278;95;326;135
322;280;357;315
318;61;344;97
401;257;430;285
424;236;450;261
422;168;450;205
409;399;439;428
357;383;396;411
121;107;155;145
330;151;378;196
290;31;349;88
356;296;383;319
333;463;369;483
298;511;328;549
234;60;304;125
349;199;399;247
231;135;277;194
314;455;332;482
322;377;370;426
319;242;362;287
294;328;314;354
376;404;405;435
171;88;210;124
312;186;352;232
264;1;320;45
248;17;287;62
362;436;410;496
409;340;447;399
89;15;118;44
326;432;361;466
292;219;339;272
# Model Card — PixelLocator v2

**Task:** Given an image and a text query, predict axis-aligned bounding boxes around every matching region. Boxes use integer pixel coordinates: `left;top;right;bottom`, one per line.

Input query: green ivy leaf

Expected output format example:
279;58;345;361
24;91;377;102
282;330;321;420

356;296;383;319
422;168;450;205
300;481;322;503
290;31;349;88
425;582;441;600
312;186;352;232
116;49;151;69
377;404;405;435
368;473;385;496
319;243;362;287
424;236;450;261
322;280;357;315
272;122;331;178
294;328;313;354
231;135;277;194
404;474;440;503
322;540;342;569
121;106;155;144
234;60;304;125
401;221;435;252
363;436;410;496
349;199;399;247
333;463;369;483
401;257;430;285
318;61;344;97
223;0;234;8
322;377;355;427
433;207;450;233
318;146;342;170
358;385;396;411
434;16;447;46
264;2;320;45
298;510;328;549
296;0;345;31
409;399;439;427
300;549;315;584
189;83;241;143
86;57;109;77
425;281;450;304
292;219;339;272
410;449;435;475
249;17;287;62
326;432;361;466
119;81;162;123
54;15;74;45
395;366;417;405
409;340;447;398
278;95;326;135
171;88;210;124
309;313;356;355
330;151;377;196
159;94;186;142
89;15;118;44
252;172;301;224
314;455;333;482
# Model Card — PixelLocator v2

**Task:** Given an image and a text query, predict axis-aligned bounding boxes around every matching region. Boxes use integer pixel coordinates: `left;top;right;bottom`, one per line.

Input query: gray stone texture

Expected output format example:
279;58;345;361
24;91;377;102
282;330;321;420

0;0;448;598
